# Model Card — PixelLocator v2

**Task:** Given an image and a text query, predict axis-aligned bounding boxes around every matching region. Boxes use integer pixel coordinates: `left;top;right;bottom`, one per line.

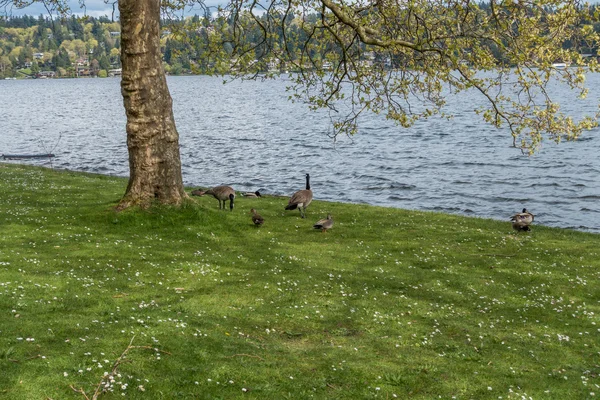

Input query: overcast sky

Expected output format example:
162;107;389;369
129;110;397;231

3;0;223;18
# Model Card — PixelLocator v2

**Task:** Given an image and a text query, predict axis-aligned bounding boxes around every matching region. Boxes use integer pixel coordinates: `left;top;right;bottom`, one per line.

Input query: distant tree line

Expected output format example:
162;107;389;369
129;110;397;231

1;3;599;80
0;15;120;78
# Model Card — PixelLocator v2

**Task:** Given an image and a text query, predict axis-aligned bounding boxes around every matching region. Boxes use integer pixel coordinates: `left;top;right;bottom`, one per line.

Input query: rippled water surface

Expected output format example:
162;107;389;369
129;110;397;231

1;76;599;232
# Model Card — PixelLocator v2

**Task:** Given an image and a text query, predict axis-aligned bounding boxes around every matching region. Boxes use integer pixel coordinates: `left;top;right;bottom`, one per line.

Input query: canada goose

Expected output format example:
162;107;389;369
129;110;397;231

250;208;264;226
285;173;313;218
510;208;534;231
191;185;235;211
313;214;333;232
242;191;262;198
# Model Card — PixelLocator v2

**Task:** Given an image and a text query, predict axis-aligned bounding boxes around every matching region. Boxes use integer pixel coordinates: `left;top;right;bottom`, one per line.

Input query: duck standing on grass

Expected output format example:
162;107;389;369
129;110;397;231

510;208;534;231
250;209;264;226
242;191;262;198
285;173;313;218
191;186;235;211
313;214;333;232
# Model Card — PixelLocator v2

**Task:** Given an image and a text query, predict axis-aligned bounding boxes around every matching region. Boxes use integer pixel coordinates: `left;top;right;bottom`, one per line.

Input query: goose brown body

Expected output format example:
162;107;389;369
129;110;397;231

285;174;313;218
250;208;264;226
313;214;333;232
242;191;262;198
510;208;534;231
192;185;236;210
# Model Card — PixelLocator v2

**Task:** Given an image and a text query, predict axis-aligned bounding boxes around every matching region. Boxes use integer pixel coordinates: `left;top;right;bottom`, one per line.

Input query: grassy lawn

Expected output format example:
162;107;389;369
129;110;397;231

0;163;598;399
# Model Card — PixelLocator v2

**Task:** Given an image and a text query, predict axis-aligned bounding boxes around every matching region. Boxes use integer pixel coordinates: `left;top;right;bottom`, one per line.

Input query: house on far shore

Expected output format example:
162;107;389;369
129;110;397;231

33;53;44;60
37;71;56;78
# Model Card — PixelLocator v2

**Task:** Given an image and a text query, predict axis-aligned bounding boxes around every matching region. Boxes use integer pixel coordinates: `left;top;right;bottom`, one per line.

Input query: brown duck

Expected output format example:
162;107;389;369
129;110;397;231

285;173;313;218
192;185;235;211
510;208;534;231
242;191;262;198
313;214;333;232
250;208;264;226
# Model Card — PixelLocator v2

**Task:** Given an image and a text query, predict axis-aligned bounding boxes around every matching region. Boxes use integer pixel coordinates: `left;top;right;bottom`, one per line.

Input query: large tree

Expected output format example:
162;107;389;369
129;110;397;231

2;0;599;209
2;0;187;210
116;0;186;210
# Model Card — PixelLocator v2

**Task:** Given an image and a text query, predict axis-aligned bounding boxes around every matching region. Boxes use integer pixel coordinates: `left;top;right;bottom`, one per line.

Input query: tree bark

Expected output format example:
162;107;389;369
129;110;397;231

117;0;187;210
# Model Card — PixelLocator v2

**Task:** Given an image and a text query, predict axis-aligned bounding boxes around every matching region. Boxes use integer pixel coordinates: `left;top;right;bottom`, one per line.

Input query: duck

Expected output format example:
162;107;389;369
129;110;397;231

191;185;235;211
285;173;313;218
242;191;262;198
510;208;534;231
250;208;264;226
313;214;333;232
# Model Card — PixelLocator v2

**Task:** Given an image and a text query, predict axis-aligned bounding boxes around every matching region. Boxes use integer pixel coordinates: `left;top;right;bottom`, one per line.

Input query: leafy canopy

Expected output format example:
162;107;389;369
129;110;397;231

210;0;600;153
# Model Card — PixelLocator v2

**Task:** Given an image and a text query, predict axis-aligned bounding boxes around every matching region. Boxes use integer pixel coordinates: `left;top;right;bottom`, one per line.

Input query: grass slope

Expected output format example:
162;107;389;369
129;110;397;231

0;163;599;399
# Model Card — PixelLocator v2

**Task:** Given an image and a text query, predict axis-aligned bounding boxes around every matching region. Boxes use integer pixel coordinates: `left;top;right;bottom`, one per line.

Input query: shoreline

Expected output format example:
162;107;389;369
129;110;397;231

2;161;598;235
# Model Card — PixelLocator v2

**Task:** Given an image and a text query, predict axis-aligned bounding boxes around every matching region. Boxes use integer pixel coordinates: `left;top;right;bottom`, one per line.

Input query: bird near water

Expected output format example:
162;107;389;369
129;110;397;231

313;214;334;232
191;186;235;211
510;208;534;231
242;191;262;198
285;173;313;218
250;208;264;226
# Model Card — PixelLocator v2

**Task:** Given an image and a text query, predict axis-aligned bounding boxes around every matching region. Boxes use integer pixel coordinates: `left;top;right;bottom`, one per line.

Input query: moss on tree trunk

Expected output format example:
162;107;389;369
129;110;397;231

117;0;187;210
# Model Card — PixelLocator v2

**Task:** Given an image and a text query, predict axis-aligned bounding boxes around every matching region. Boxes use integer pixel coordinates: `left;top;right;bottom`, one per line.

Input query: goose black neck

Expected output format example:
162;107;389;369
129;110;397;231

305;174;311;190
229;194;235;211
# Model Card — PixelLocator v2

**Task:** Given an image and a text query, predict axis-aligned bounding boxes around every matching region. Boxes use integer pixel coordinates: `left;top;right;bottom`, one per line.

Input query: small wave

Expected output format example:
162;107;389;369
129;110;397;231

354;174;393;182
388;195;413;201
235;138;263;142
390;183;416;190
363;182;415;191
363;186;389;191
424;206;463;212
487;196;533;203
525;182;561;188
451;180;472;185
563;225;598;232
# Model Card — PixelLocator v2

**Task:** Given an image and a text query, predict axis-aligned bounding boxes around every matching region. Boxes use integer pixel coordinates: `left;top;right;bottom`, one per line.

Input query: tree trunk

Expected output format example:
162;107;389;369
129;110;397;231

117;0;187;210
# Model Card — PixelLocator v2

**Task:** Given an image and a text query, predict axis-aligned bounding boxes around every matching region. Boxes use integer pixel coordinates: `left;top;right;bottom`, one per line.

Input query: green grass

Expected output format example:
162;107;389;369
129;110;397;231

0;163;599;399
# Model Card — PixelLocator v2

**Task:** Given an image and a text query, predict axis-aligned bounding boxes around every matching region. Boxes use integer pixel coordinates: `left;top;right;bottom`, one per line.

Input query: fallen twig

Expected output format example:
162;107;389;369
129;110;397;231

69;385;90;400
70;336;169;400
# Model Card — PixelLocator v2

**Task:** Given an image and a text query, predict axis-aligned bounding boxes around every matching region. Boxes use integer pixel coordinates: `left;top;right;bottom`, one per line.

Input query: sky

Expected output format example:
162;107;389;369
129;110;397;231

2;0;224;18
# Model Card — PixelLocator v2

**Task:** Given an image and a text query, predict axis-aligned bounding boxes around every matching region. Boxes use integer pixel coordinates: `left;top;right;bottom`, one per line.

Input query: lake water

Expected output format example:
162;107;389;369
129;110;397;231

1;75;599;232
